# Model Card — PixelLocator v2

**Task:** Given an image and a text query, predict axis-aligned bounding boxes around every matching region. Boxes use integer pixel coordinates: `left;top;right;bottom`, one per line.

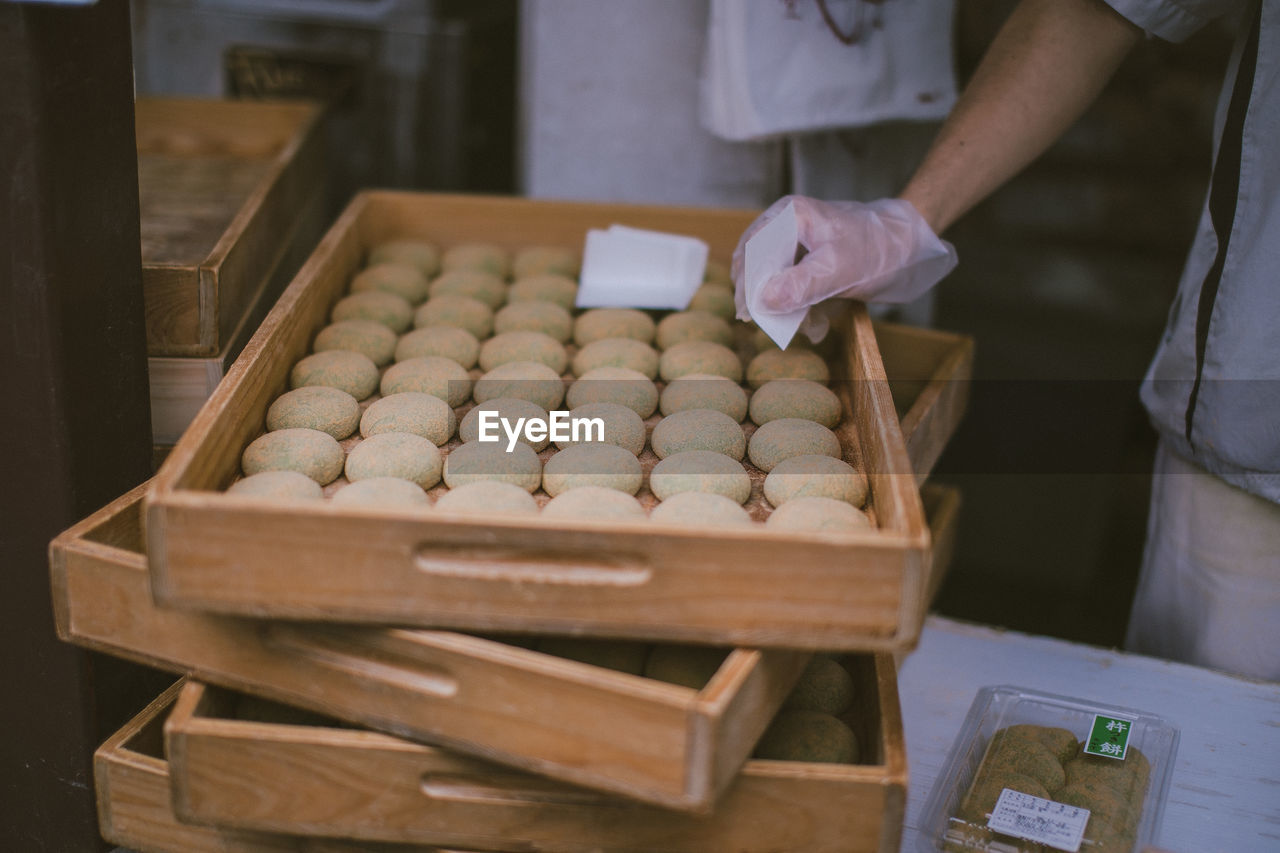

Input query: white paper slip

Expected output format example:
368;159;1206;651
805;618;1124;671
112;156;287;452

743;200;807;349
576;225;708;310
987;788;1091;853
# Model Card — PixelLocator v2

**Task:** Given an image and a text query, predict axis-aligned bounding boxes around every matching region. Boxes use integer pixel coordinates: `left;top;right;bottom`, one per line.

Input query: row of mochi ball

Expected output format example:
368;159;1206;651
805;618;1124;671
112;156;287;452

233;237;872;533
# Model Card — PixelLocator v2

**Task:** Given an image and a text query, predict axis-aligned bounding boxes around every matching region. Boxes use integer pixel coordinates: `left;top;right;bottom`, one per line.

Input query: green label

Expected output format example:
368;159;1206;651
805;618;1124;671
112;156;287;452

1083;714;1132;760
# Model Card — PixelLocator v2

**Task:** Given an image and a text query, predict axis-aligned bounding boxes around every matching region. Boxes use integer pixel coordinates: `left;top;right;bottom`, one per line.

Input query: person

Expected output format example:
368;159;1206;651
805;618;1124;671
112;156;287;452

734;0;1279;681
704;0;959;325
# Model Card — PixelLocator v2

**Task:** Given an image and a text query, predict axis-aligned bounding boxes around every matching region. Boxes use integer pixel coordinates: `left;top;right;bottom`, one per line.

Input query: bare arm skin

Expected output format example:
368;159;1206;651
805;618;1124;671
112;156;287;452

901;0;1143;234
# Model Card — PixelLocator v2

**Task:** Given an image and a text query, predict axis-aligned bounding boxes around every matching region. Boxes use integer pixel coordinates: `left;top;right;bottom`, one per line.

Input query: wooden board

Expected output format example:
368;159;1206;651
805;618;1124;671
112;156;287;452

163;654;905;853
136;97;326;356
94;681;479;852
145;192;959;652
52;482;809;813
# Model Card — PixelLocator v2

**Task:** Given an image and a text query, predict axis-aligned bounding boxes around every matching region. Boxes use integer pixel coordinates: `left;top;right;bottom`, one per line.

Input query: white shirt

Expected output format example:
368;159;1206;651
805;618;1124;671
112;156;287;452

1108;0;1280;501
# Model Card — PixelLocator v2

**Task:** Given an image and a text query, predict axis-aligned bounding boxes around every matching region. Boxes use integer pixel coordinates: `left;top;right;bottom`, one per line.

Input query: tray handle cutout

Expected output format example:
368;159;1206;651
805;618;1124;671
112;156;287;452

262;625;459;698
420;772;616;808
412;544;653;587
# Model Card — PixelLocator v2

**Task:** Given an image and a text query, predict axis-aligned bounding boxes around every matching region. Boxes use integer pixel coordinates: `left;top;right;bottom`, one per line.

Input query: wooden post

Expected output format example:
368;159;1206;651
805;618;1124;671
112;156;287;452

0;0;156;848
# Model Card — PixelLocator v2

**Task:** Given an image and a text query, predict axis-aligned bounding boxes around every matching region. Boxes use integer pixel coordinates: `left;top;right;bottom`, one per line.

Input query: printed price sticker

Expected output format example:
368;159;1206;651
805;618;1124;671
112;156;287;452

987;788;1090;853
1083;713;1133;760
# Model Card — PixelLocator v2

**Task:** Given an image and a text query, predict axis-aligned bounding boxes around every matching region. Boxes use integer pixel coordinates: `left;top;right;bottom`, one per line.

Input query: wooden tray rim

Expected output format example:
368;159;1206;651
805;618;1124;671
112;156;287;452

136;96;326;274
165;652;906;786
149;190;928;548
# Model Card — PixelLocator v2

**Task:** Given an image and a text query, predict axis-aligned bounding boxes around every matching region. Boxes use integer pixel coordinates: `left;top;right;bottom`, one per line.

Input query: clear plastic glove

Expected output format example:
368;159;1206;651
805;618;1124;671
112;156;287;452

732;195;957;340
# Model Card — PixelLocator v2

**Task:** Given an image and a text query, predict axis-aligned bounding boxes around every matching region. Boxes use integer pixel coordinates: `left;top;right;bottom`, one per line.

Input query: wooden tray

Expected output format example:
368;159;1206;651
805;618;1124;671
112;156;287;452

874;321;973;485
53;482;808;813
137;97;326;357
164;654;905;853
95;681;476;852
96;680;296;852
148;180;329;444
146;192;968;651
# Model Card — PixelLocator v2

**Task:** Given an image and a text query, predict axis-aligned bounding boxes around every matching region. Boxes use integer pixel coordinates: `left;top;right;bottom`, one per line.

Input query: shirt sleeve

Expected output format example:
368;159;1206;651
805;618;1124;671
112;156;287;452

1102;0;1248;42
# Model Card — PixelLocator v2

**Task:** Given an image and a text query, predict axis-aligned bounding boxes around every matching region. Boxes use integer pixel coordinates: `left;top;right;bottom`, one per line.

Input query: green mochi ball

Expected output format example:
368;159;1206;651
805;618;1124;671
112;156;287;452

749;379;842;428
541;486;647;522
429;269;507;309
513;245;578;279
333;477;430;508
413;294;494;340
350;262;430;304
394;325;481;369
649;451;751;504
360;392;457;447
442;242;510;278
747;418;841;472
331;290;414;334
241;428;344;485
473;361;566;411
266;386;360;440
753;710;859;764
493;300;574;343
290;350;379;401
542;444;643;496
434;480;540;516
658;341;743;383
650;408;745;460
765;497;872;533
507;274;578;311
565;367;658;418
571;337;660;379
649;492;753;528
380;356;472;407
313;319;397;366
479;331;568;374
368;239;440;278
344;432;443;490
574;308;656;346
746;348;830;388
659;373;749;422
654;310;733;350
783;656;856;716
443;441;542;492
763;454;867;508
227;470;324;501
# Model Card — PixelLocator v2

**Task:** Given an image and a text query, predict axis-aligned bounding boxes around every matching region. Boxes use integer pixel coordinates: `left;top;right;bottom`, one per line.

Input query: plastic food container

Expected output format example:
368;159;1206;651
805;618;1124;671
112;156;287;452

918;686;1179;853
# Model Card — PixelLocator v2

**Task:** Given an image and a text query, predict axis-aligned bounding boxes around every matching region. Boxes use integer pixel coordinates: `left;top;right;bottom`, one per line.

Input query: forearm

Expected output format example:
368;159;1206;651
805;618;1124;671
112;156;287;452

901;0;1142;233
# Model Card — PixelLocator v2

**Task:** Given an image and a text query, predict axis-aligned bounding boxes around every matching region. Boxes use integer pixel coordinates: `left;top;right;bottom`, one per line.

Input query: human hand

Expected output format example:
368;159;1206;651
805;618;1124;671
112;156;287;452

732;195;957;338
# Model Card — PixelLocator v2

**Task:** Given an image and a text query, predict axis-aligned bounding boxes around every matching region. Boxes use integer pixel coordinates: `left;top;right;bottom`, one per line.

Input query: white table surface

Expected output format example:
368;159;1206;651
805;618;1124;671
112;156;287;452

898;616;1280;853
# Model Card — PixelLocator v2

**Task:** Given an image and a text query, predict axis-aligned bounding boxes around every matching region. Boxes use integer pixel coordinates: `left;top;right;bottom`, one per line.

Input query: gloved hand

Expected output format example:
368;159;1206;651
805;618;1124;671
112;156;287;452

732;195;957;340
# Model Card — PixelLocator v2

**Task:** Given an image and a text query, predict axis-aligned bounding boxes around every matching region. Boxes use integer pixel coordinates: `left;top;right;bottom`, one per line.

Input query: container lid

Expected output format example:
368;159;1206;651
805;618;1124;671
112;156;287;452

917;685;1180;853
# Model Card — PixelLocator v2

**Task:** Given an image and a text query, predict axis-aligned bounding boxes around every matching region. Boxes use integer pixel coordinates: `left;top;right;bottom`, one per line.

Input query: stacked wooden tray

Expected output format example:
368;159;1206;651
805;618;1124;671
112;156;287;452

55;477;808;810
137;97;328;445
55;192;972;850
97;666;903;853
64;483;949;852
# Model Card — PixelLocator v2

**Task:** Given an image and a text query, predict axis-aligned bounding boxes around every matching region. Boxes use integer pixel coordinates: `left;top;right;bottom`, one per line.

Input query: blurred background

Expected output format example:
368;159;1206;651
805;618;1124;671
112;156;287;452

125;0;1232;647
